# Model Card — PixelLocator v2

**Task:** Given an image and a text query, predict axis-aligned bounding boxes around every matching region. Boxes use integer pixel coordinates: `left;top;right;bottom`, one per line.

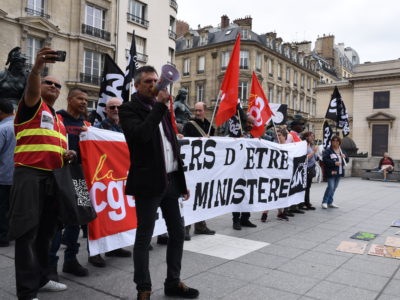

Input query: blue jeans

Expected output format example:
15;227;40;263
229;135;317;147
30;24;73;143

322;176;340;205
49;225;80;266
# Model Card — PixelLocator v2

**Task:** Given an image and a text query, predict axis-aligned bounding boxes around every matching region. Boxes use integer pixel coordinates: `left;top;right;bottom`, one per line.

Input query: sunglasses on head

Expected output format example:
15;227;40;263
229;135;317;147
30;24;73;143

107;105;120;110
42;80;62;89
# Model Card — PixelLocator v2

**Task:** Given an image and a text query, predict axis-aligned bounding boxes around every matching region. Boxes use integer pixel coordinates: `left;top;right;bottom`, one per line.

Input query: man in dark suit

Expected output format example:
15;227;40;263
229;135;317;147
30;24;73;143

119;66;199;300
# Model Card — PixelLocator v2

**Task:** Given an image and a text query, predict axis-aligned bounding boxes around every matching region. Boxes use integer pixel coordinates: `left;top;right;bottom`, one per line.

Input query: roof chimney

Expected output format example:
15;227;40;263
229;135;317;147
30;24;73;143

221;15;230;29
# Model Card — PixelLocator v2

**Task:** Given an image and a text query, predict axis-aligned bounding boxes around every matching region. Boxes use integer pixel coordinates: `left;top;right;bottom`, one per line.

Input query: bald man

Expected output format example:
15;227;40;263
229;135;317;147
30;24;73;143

97;97;123;132
9;47;73;299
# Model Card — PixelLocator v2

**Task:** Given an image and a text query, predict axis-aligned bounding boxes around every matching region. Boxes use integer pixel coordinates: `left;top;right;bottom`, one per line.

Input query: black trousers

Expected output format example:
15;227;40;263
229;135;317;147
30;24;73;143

232;212;250;222
12;169;59;300
0;184;11;244
304;167;315;207
133;172;185;291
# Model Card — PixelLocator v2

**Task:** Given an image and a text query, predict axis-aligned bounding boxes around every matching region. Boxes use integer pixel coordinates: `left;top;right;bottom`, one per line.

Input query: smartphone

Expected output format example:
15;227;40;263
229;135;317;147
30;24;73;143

46;51;66;62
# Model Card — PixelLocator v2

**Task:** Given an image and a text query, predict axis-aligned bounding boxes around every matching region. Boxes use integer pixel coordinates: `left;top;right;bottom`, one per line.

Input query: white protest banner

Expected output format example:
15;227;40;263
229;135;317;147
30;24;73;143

80;127;307;255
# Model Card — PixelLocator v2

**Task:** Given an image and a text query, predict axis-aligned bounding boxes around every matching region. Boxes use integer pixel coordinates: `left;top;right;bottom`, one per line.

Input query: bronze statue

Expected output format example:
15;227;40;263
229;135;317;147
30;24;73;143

0;47;29;106
173;88;191;126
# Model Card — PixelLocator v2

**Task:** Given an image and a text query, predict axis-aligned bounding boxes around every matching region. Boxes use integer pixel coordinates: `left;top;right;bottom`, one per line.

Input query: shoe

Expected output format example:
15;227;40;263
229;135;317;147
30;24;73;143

62;259;89;277
241;220;257;228
277;213;289;221
194;227;215;235
328;203;339;208
184;226;191;241
105;248;132;257
290;208;305;214
306;205;316;210
285;211;295;217
137;290;152;300
261;213;268;223
233;221;242;230
39;280;67;292
157;234;169;245
321;203;328;209
47;265;59;282
164;282;199;298
88;254;106;268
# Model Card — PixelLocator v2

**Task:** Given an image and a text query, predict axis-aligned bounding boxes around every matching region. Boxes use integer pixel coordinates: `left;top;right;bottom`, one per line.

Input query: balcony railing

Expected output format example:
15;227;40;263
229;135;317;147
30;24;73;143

80;72;100;86
25;7;50;18
81;24;110;41
137;52;148;63
127;13;149;28
170;0;178;11
168;30;177;40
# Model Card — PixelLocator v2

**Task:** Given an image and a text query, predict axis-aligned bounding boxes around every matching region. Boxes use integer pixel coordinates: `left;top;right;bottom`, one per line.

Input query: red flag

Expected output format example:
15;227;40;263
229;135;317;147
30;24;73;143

169;96;179;134
247;72;274;137
215;34;241;127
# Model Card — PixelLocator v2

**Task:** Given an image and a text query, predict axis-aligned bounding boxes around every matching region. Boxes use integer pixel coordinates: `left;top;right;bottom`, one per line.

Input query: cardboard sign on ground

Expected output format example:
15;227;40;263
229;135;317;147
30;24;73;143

368;244;400;259
336;241;367;254
385;236;400;248
350;232;378;241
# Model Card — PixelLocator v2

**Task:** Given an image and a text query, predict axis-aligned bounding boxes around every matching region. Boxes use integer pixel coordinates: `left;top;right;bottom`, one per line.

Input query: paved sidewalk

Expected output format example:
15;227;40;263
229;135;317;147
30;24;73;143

1;178;400;300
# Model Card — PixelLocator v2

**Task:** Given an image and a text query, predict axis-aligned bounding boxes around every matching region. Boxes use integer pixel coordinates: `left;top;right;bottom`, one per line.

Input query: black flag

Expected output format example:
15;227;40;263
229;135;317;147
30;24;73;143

270;104;288;125
95;54;124;123
325;86;350;137
323;121;333;149
122;31;139;103
325;86;340;122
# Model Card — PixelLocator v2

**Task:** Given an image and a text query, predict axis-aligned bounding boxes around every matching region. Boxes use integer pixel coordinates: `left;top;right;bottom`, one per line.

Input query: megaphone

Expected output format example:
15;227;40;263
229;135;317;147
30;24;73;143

153;64;180;94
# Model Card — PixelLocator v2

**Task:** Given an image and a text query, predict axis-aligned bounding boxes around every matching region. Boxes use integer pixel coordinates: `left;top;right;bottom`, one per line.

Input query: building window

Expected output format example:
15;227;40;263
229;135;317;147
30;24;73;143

268;87;273;103
85;4;105;30
128;0;148;28
183;58;190;76
199;34;208;46
301;74;304;88
26;0;49;18
294;71;298;86
299;97;304;112
168;48;174;65
372;124;389;156
292;96;296;110
256;53;262;72
277;90;282;104
241;29;249;39
238;81;248;101
285;93;289;105
286;67;290;83
277;63;282;80
221;51;230;70
312;100;316;116
82;50;102;85
268;59;273;77
196;83;204;102
306;99;311;113
26;36;44;65
135;35;146;60
197;56;205;74
307;78;311;91
240;50;249;69
373;91;390;109
169;16;176;40
185;38;193;49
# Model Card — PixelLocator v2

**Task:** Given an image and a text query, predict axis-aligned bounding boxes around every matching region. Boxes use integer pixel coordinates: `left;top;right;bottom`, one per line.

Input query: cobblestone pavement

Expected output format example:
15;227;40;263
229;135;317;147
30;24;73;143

1;178;400;299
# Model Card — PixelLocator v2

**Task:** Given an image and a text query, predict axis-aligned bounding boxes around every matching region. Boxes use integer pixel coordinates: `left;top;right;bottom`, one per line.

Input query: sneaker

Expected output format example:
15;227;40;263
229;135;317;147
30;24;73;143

233;221;242;230
39;280;67;292
88;254;106;268
62;259;89;277
137;290;152;300
261;213;268;223
277;213;289;221
241;220;257;228
321;203;328;209
105;248;132;257
157;234;169;245
194;226;215;235
328;203;339;208
164;282;199;299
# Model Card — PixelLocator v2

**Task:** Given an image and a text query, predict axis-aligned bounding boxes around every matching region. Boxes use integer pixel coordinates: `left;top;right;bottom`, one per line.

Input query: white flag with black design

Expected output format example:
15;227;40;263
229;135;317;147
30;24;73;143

323;121;334;149
270;103;288;125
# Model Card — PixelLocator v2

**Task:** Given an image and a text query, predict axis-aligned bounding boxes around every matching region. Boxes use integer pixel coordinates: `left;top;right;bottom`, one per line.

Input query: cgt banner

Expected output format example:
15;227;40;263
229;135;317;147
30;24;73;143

80;127;307;255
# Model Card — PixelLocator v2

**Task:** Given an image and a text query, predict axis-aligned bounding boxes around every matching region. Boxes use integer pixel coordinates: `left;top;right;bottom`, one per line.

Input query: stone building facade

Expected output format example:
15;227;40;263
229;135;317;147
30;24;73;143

0;0;177;110
175;15;320;128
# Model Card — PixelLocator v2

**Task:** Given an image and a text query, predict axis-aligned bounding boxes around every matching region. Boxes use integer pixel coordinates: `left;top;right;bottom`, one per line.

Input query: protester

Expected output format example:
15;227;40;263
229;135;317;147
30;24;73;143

48;88;90;280
0;101;15;247
8;47;73;299
182;101;216;240
91;97;132;265
299;131;317;210
232;115;258;230
322;136;349;209
261;127;289;222
378;152;394;182
119;65;199;299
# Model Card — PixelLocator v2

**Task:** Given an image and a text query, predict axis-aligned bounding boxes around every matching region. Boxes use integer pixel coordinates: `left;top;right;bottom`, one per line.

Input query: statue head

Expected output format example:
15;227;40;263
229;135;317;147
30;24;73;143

175;88;188;103
6;47;27;72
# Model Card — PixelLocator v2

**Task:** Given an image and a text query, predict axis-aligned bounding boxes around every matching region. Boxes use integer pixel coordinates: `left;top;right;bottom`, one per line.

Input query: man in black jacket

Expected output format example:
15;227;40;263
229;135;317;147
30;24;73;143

182;102;215;239
119;66;199;300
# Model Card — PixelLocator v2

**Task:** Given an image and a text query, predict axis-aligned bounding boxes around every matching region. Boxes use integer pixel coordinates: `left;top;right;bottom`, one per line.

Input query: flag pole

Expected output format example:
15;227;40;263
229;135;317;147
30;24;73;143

208;90;222;136
271;120;280;144
237;109;243;137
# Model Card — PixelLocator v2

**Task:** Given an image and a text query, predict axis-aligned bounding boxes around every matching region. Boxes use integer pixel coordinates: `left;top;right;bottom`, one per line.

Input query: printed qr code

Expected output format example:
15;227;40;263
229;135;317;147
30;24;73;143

72;179;91;207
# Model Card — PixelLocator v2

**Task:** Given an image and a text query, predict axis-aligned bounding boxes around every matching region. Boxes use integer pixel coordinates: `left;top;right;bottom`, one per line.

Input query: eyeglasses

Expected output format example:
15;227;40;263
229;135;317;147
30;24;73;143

42;80;62;89
107;105;120;110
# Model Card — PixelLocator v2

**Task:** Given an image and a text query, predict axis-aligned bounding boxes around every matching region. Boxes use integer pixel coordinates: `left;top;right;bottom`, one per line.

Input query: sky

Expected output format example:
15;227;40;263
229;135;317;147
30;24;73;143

177;0;400;63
